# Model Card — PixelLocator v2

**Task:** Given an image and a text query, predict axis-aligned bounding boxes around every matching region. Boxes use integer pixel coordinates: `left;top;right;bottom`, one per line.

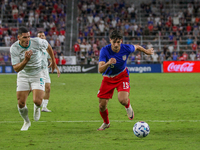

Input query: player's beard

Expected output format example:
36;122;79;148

24;41;29;47
112;45;120;52
19;41;29;48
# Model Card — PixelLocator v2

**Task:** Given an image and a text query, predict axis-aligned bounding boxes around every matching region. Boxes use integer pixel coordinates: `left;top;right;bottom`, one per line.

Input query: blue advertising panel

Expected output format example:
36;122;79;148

0;66;16;73
127;64;162;73
0;65;162;74
5;66;13;73
0;66;2;73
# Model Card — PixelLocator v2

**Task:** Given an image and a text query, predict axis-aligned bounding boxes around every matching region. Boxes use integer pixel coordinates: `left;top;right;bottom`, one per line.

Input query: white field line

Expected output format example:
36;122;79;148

0;120;200;124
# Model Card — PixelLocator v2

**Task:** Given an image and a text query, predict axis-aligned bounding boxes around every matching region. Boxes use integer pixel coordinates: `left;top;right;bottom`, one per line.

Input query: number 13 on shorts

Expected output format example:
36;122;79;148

123;82;129;89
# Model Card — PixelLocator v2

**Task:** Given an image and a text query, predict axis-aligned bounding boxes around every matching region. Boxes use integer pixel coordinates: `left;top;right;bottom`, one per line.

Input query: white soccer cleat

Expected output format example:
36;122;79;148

41;107;51;112
21;121;31;131
97;123;110;131
126;104;134;120
34;104;41;121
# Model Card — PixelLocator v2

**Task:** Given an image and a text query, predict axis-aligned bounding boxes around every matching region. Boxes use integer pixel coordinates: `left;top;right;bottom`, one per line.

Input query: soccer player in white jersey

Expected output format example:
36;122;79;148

10;27;56;131
37;31;61;112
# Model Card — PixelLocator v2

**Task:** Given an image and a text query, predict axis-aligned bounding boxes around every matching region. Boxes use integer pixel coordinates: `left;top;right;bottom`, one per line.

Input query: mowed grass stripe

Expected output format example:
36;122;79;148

1;120;200;123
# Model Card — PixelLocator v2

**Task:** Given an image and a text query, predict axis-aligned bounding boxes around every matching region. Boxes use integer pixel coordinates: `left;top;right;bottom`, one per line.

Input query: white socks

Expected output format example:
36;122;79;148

17;105;30;123
42;99;49;108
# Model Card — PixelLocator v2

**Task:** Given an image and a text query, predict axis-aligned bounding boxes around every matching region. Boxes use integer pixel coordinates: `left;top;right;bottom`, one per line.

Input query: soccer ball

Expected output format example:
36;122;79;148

133;121;150;138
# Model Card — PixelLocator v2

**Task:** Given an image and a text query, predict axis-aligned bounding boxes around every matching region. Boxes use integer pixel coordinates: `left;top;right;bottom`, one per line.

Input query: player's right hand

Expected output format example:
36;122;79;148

25;50;33;61
108;58;117;65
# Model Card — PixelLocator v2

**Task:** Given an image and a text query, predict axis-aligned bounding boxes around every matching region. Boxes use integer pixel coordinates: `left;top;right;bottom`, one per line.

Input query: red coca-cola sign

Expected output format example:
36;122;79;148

163;61;200;73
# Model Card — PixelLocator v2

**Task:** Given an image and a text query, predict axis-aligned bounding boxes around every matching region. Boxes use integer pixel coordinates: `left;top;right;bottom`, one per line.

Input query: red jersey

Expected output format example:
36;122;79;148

136;54;141;64
166;21;171;27
148;24;154;32
172;26;177;32
55;58;59;65
89;31;94;37
35;9;40;15
53;50;57;56
94;49;99;56
74;44;80;52
192;44;197;51
179;56;184;61
55;39;61;46
186;25;192;32
182;53;188;60
61;59;66;65
60;30;65;35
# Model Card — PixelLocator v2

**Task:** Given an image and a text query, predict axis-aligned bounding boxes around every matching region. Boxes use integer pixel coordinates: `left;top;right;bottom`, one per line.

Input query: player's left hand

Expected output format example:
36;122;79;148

48;60;56;73
146;48;154;55
57;68;61;77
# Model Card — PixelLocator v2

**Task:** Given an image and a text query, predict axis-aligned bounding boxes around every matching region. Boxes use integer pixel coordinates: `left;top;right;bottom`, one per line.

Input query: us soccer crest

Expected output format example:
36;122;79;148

122;55;126;60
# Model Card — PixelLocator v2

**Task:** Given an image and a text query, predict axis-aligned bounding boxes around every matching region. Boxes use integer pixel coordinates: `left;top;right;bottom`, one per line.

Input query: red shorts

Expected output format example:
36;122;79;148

97;68;130;99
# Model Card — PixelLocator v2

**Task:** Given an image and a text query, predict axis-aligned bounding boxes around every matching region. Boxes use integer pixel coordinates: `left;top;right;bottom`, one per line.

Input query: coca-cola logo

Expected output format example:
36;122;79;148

167;62;194;72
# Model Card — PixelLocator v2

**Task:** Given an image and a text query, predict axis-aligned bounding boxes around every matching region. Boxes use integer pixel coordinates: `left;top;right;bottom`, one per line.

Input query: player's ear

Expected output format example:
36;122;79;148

109;38;112;43
17;35;20;40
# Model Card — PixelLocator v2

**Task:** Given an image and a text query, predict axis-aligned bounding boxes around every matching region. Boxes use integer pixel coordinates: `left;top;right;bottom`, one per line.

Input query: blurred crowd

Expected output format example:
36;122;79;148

75;0;200;64
0;0;66;65
0;0;200;65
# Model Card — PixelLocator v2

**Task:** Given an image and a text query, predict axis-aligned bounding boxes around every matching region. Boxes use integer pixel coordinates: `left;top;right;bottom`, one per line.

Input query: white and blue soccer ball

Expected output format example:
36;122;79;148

133;121;150;138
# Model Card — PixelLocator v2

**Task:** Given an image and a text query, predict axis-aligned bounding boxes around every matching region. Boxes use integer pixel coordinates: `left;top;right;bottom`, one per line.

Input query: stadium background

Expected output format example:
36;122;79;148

0;0;199;73
0;1;200;150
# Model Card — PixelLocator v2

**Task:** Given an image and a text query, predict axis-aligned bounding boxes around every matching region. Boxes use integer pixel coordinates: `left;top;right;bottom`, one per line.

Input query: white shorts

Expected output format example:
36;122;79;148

44;69;51;84
17;69;46;91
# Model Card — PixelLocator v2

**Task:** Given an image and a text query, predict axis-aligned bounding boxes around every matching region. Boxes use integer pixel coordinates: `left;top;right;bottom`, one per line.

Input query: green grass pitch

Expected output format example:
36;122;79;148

0;73;200;150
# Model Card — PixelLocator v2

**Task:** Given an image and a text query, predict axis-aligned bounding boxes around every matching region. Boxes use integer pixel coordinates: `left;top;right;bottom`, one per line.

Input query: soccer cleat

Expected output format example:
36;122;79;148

21;121;31;131
33;104;41;121
97;123;110;131
41;107;51;112
125;104;134;120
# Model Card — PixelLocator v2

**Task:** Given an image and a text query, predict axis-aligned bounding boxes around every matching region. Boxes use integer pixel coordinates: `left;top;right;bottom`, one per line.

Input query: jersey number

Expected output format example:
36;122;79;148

123;82;129;89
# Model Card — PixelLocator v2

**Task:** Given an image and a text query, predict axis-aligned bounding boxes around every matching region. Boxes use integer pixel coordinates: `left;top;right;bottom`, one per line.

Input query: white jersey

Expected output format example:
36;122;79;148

42;51;51;69
42;51;51;83
10;37;48;76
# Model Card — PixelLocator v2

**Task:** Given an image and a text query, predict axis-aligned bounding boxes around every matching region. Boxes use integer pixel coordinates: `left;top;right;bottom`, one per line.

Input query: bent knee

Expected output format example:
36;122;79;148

118;98;128;105
33;99;43;106
99;103;107;112
33;96;43;106
17;100;26;108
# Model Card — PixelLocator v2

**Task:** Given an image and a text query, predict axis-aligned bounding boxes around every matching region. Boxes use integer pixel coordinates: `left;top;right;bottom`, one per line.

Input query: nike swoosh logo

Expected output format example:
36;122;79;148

82;66;96;72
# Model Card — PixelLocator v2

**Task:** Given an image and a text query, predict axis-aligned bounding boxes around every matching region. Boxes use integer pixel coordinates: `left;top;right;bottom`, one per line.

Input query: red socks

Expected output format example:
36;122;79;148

100;109;109;124
100;99;130;124
125;98;130;108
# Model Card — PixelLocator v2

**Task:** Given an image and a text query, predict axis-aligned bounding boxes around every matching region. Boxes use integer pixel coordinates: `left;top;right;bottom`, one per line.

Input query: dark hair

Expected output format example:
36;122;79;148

37;31;44;34
18;26;29;35
109;30;123;40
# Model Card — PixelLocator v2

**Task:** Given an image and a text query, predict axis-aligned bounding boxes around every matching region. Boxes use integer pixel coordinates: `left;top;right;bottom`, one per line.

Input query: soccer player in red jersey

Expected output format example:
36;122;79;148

97;30;154;130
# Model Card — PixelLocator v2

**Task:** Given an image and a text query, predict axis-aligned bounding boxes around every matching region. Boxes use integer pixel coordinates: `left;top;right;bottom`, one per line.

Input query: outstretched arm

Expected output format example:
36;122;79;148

134;45;154;55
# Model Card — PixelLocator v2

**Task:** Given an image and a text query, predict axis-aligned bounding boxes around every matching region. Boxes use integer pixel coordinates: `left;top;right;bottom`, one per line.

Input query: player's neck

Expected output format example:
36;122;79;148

111;46;120;53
